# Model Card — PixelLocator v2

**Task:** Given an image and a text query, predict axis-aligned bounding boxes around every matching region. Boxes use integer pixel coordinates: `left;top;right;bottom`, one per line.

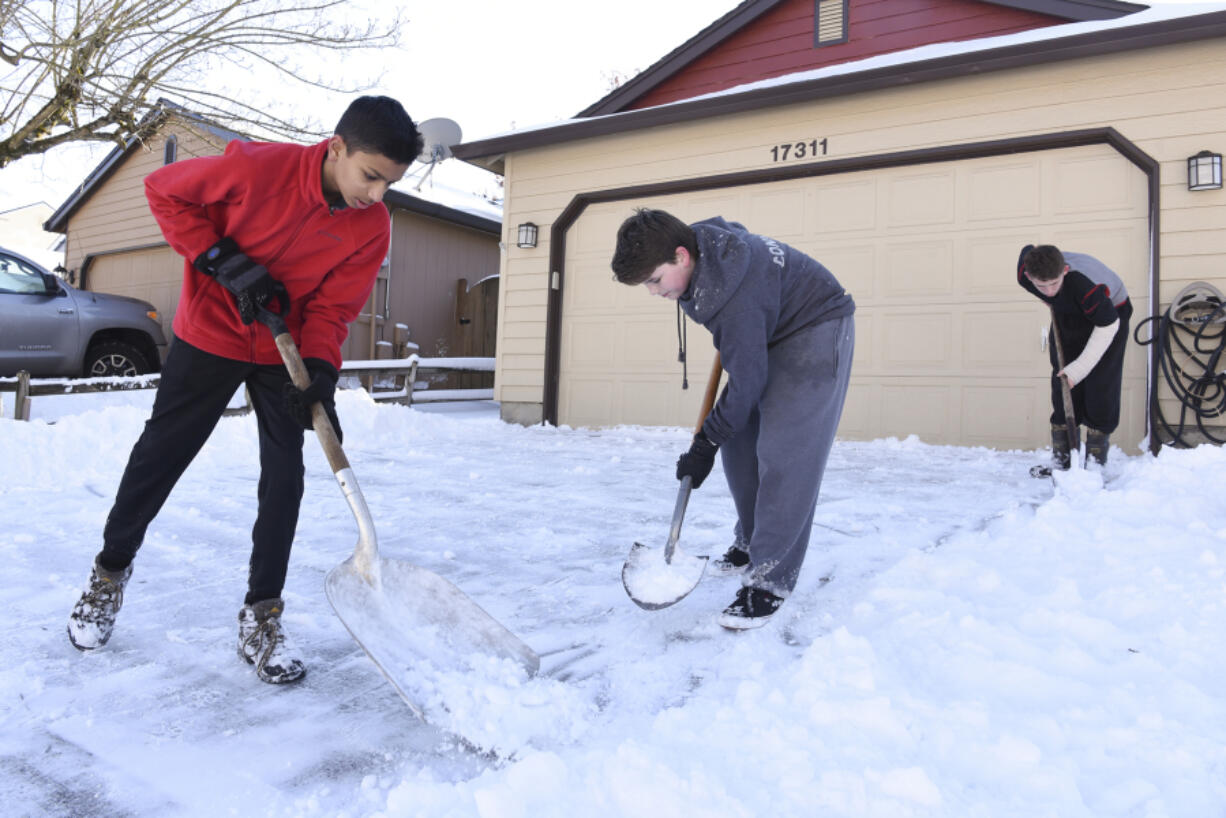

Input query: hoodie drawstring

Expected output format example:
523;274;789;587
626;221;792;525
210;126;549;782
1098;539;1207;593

676;300;689;389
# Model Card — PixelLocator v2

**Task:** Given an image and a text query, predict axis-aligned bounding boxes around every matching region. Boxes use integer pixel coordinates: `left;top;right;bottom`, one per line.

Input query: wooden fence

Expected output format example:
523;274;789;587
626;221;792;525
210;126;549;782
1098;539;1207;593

0;355;495;421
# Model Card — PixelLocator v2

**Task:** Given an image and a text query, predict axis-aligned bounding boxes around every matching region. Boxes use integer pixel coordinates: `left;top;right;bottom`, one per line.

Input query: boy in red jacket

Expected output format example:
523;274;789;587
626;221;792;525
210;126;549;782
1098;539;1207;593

66;96;421;684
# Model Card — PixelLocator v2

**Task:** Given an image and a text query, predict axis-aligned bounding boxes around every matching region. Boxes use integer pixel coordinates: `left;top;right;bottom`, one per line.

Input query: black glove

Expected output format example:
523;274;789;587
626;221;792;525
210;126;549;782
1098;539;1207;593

283;358;342;443
676;431;719;489
194;237;290;325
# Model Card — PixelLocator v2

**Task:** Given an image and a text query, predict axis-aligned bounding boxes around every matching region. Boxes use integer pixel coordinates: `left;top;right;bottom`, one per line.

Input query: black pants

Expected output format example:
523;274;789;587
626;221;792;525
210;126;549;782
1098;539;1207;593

1049;299;1133;434
99;339;306;603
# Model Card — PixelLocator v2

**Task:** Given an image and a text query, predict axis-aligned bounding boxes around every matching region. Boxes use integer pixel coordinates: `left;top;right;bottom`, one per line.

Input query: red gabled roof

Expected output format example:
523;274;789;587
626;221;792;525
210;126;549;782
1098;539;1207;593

580;0;1145;116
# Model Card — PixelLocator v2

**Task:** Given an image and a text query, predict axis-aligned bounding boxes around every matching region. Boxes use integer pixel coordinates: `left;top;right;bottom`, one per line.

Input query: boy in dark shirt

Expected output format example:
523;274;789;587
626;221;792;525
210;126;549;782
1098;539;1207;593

612;209;854;629
1018;244;1132;469
67;97;421;684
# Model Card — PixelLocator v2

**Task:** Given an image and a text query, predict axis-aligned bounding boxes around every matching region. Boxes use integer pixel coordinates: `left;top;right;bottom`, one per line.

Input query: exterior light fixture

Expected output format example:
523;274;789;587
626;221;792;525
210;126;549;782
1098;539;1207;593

516;222;539;248
1187;151;1222;191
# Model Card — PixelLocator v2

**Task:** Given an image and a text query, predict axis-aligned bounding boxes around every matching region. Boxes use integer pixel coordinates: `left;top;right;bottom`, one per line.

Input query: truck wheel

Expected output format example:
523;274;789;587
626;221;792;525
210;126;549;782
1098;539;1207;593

85;341;152;377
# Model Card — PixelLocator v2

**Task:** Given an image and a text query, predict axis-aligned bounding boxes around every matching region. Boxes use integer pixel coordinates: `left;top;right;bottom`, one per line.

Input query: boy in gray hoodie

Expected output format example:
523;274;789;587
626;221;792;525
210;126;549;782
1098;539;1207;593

612;209;855;628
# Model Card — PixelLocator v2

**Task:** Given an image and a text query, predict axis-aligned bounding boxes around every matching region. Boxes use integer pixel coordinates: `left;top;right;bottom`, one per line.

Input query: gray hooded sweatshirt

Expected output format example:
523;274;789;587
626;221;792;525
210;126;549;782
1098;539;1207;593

679;217;854;446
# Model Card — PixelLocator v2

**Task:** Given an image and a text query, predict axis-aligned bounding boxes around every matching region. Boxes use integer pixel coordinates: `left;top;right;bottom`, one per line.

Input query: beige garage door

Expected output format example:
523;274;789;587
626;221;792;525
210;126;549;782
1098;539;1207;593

88;245;184;339
559;144;1149;453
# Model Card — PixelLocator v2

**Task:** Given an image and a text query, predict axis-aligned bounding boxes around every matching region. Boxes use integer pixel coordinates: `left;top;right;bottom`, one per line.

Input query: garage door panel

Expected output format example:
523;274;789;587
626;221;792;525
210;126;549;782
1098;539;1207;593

966;161;1041;222
962;383;1044;448
820;244;876;300
621;317;682;369
573;210;630;253
566;320;617;368
1050;154;1145;218
815;180;876;232
560;377;616;429
963;309;1050;373
882;239;954;296
558;144;1148;453
964;234;1036;296
748;189;805;238
887;170;956;228
881;384;954;442
882;312;953;369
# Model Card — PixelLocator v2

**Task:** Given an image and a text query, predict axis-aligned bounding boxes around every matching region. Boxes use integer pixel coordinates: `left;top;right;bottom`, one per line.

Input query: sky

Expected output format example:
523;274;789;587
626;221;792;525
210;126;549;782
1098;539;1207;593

2;388;1225;816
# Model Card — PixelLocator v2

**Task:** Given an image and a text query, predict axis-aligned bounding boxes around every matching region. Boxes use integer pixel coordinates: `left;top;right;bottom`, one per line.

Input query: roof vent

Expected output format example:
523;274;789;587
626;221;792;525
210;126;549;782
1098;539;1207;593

817;0;848;47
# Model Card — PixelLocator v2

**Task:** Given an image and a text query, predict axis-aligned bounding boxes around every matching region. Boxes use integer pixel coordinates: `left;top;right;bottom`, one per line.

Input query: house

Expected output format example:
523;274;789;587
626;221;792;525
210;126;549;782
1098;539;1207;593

0;201;63;271
453;0;1226;454
43;102;501;371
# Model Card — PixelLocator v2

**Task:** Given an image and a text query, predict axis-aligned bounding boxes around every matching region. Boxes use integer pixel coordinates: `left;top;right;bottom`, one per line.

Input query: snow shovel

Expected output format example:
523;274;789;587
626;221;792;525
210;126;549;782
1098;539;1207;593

622;354;722;610
1050;306;1082;467
257;310;539;719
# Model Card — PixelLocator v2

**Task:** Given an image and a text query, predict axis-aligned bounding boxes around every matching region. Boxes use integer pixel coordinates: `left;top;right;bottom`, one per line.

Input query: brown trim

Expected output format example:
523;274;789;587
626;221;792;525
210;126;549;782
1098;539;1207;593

984;0;1144;20
542;127;1160;440
457;9;1226;167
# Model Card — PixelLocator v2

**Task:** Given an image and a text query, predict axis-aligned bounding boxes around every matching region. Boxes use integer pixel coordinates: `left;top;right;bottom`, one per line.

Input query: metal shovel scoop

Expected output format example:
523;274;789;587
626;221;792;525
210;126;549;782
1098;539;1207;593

259;310;539;720
622;355;722;610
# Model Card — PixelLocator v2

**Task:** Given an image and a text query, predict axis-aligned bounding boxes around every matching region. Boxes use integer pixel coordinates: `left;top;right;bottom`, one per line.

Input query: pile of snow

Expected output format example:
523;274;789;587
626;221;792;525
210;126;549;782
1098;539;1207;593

2;389;1224;816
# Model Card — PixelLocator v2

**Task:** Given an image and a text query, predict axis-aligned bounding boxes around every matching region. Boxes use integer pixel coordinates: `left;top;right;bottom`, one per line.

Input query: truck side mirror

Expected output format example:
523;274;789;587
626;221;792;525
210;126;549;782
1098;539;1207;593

41;272;63;296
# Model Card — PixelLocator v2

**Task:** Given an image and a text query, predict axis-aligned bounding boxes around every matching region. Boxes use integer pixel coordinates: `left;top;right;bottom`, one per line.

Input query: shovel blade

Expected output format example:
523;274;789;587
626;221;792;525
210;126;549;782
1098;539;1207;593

621;540;708;610
325;557;540;721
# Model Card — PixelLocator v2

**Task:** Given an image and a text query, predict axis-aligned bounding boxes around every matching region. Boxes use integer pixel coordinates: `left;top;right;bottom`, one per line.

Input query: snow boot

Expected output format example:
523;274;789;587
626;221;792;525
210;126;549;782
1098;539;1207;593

712;541;750;575
718;586;783;630
67;557;133;650
1086;428;1110;467
1031;423;1074;478
238;598;306;685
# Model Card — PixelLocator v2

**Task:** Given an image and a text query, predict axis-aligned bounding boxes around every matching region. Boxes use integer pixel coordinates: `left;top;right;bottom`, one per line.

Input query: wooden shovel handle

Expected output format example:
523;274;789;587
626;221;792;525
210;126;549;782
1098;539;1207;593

695;353;723;434
1048;306;1080;454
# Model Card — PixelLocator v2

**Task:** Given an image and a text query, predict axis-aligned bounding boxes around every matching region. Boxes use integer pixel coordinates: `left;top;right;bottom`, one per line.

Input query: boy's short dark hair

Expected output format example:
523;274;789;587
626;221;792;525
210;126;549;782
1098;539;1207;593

334;96;423;166
1023;245;1066;282
611;208;698;284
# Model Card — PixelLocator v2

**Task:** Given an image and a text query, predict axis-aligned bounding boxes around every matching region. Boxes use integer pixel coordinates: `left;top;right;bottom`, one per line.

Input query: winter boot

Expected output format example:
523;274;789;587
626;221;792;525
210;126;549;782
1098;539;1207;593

712;538;750;575
67;557;133;650
238;598;306;685
1086;428;1110;467
718;586;784;630
1050;423;1073;471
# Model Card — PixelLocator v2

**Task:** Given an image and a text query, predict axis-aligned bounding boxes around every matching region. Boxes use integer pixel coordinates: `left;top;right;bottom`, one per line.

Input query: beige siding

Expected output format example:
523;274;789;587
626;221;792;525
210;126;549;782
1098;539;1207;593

64;124;229;276
496;39;1226;448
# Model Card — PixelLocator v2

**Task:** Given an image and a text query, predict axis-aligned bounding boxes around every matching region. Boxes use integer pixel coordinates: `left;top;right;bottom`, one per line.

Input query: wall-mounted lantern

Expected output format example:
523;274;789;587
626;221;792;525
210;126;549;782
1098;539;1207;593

516;222;539;248
1187;151;1222;191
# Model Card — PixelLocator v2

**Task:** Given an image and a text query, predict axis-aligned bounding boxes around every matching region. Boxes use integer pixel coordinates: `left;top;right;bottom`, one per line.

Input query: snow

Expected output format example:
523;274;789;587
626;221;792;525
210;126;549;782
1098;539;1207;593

4;389;1226;817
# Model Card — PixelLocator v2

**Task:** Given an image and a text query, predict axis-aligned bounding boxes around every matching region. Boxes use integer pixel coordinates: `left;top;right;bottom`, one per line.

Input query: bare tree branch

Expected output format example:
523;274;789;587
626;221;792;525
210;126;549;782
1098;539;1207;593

0;0;402;168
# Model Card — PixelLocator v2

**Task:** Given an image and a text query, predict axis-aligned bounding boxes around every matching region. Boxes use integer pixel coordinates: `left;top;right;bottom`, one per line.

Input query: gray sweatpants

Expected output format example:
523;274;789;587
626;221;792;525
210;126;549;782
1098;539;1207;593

720;314;854;596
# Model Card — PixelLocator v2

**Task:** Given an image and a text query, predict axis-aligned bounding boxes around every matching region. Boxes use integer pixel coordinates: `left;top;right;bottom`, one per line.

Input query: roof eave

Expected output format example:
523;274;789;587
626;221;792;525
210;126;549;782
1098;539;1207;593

453;9;1226;163
383;189;501;234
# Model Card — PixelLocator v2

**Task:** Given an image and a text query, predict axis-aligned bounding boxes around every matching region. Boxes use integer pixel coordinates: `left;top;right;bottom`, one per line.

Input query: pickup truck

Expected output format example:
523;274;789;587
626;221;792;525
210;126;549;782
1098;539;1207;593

0;245;168;378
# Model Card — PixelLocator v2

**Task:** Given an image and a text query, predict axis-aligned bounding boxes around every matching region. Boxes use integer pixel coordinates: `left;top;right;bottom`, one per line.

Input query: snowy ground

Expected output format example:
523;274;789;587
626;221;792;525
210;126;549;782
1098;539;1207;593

2;388;1225;817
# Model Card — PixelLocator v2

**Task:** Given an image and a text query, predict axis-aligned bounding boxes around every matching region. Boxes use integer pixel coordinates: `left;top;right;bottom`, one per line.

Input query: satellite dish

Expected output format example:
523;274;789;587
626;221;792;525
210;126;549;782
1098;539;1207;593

416;117;462;164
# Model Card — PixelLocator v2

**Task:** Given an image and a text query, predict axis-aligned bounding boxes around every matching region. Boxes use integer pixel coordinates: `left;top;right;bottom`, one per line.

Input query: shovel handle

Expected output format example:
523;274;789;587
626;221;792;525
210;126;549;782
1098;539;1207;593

664;357;723;563
258;309;350;475
1048;307;1080;456
695;353;723;434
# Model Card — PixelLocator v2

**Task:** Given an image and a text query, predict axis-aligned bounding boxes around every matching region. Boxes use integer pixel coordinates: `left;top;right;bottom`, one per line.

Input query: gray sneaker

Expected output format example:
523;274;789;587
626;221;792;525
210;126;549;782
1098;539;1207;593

238;598;306;685
67;558;133;650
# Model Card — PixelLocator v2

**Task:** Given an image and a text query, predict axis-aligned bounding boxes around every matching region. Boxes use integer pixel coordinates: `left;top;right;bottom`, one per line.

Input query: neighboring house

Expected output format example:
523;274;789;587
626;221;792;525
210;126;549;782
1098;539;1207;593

454;0;1226;455
43;101;501;372
0;202;63;271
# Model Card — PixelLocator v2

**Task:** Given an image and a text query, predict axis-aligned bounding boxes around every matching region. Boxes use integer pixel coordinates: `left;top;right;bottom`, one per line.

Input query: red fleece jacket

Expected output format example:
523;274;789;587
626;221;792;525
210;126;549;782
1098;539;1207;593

146;139;390;369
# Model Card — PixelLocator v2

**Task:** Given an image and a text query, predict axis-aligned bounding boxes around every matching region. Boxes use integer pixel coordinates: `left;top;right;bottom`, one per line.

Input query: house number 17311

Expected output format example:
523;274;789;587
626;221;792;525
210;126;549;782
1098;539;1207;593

769;139;828;162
